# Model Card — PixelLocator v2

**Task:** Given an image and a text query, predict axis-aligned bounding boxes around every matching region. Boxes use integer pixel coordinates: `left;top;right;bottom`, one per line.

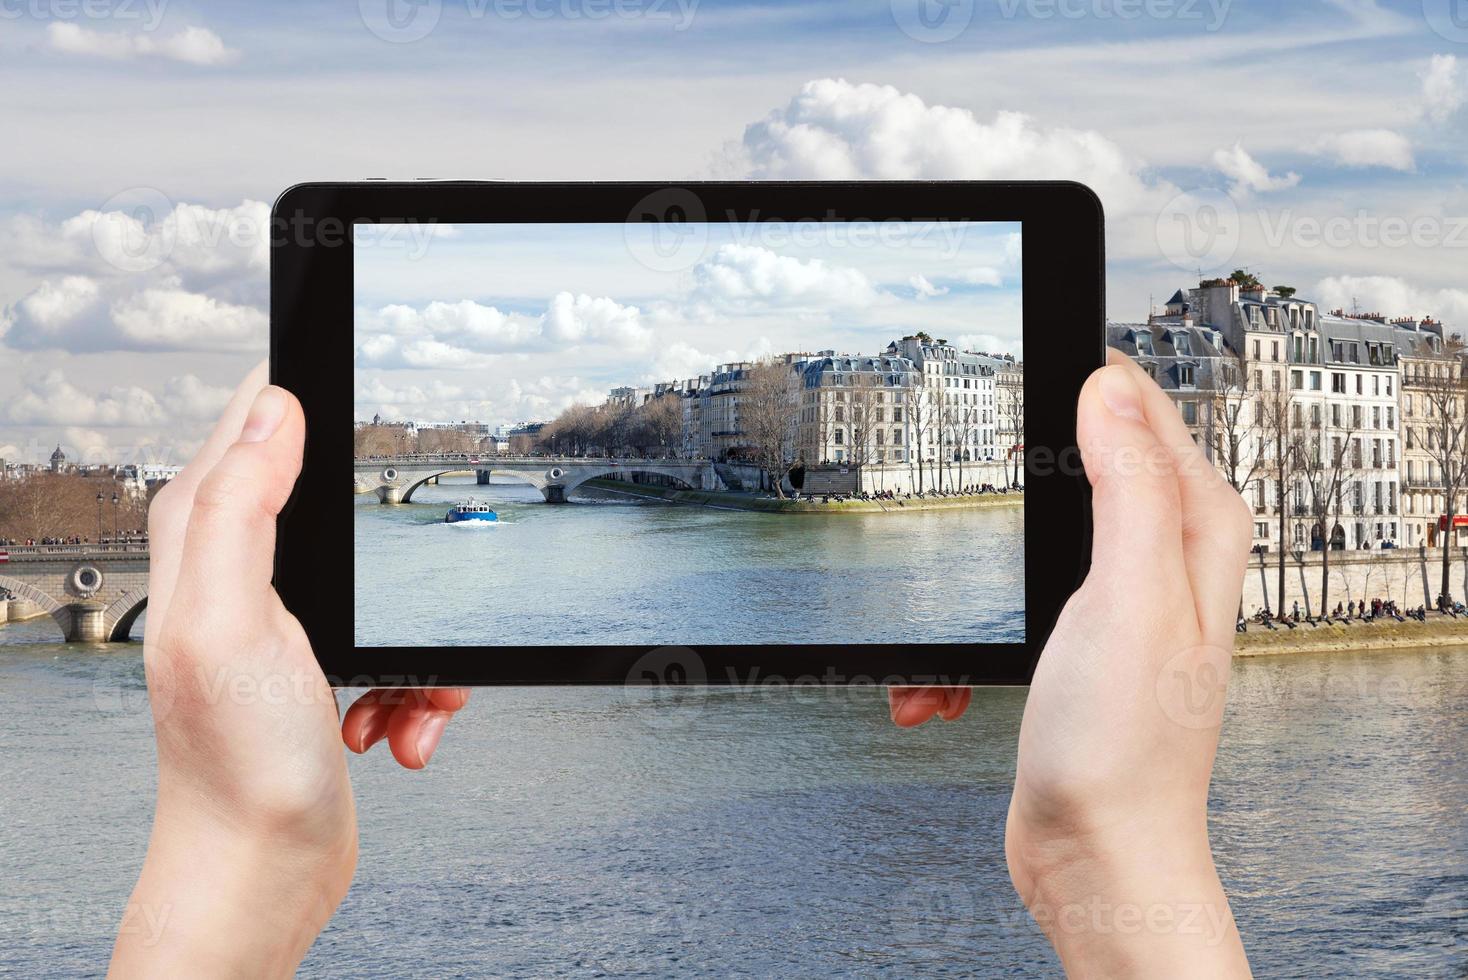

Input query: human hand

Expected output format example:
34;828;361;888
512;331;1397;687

1004;350;1252;975
110;363;469;978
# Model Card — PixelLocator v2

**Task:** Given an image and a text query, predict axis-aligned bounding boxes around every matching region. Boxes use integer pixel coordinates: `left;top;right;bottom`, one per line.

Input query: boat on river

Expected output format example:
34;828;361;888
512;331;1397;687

445;499;498;523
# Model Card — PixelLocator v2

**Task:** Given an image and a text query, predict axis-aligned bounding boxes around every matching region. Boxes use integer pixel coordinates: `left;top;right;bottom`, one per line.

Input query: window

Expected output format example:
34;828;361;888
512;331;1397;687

893;427;903;444
1257;522;1270;539
1332;373;1346;393
834;429;844;445
1273;341;1281;361
1179;364;1195;386
1352;405;1362;428
1372;376;1380;396
1310;371;1322;391
1405;394;1413;416
1174;333;1191;356
1356;374;1363;395
892;407;903;423
1253;340;1261;360
1180;401;1198;424
1253;370;1263;390
1291;370;1303;390
1372;406;1380;429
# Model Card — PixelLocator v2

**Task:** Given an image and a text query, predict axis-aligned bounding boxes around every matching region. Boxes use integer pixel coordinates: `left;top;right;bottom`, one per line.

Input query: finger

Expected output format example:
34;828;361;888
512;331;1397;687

424;688;470;712
889;687;948;728
341;690;396;753
1108;349;1252;638
146;361;269;634
167;386;305;635
938;687;972;721
1076;364;1190;598
386;703;454;769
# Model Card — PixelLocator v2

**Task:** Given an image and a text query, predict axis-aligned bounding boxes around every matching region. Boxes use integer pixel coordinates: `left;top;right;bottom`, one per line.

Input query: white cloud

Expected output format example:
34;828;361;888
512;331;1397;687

1419;54;1464;123
1311;130;1415;171
1211;143;1301;198
909;274;947;298
109;283;267;350
691;243;878;310
47;23;239;67
959;267;1004;287
739;79;1173;218
1312;275;1468;326
4;370;231;428
355;293;650;370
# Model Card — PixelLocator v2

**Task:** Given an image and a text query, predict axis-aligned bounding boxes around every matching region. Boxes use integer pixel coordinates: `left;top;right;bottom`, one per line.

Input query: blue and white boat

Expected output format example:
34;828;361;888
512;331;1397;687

445;499;498;523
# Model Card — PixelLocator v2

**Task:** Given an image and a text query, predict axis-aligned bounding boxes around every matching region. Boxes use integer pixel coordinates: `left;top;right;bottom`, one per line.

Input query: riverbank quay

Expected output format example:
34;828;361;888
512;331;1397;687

581;479;1024;514
1234;614;1468;656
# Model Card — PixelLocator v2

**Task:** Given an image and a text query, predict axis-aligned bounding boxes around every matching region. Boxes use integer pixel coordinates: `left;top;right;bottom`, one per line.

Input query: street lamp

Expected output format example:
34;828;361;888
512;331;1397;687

111;492;120;541
95;491;103;544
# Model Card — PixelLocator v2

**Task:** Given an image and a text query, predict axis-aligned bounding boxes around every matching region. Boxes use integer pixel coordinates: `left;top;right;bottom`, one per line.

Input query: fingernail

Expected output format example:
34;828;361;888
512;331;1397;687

889;692;906;723
357;712;390;752
240;387;287;443
415;712;450;767
1097;367;1144;422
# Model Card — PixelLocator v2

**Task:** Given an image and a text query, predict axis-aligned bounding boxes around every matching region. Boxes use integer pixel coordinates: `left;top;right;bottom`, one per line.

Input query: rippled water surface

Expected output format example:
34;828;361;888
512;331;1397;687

354;477;1026;647
0;616;1463;976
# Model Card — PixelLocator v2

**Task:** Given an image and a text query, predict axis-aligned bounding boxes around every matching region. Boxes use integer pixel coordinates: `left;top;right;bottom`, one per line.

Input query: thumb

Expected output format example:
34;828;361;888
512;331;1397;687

169;386;304;628
1077;365;1187;590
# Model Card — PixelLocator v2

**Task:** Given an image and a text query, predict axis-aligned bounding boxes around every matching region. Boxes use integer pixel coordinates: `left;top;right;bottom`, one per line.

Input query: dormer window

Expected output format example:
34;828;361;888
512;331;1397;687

1135;330;1154;356
1173;333;1192;356
1178;364;1195;387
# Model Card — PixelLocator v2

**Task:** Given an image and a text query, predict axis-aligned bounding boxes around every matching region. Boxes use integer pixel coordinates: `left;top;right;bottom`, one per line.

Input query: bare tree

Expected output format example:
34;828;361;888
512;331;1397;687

635;394;683;457
997;371;1024;488
1254;385;1300;616
846;377;881;471
1405;349;1468;605
904;374;935;492
743;358;801;497
1296;411;1363;618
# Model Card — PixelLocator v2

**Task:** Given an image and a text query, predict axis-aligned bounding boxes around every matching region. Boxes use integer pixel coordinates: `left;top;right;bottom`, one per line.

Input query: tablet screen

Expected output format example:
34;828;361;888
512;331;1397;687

352;220;1024;647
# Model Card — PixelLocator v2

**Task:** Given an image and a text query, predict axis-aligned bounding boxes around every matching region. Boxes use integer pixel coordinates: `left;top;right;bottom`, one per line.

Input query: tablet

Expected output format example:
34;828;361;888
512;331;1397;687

271;181;1103;686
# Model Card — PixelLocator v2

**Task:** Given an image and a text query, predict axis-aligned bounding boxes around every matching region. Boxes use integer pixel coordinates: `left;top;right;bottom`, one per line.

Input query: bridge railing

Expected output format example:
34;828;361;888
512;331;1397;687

0;543;151;558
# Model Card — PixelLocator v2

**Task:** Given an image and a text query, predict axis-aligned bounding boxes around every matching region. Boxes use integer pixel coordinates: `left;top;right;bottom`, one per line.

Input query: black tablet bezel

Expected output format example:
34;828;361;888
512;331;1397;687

271;180;1103;686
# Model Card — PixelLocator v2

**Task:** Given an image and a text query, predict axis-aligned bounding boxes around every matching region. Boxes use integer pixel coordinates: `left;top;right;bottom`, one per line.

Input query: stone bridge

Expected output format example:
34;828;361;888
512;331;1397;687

353;454;722;504
0;544;149;643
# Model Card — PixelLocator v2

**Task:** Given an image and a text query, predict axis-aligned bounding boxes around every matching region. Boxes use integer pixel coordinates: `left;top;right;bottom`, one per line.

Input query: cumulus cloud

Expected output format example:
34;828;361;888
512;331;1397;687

1211;143;1301;198
0;199;271;354
739;79;1172;218
909;274;948;298
691;243;878;310
354;374;605;425
959;267;1004;287
3;274;266;352
1311;130;1415;171
355;292;650;369
47;23;239;66
4;371;231;429
1419;54;1464;123
1312;275;1468;326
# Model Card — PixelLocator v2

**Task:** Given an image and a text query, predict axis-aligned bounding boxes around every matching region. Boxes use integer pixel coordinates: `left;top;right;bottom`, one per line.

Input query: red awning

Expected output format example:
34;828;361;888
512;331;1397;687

1436;515;1468;530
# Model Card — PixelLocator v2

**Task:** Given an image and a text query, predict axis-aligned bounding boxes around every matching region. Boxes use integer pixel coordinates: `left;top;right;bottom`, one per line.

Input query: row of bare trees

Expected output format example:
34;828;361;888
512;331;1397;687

539;394;683;459
1209;344;1468;616
353;425;486;458
0;473;151;543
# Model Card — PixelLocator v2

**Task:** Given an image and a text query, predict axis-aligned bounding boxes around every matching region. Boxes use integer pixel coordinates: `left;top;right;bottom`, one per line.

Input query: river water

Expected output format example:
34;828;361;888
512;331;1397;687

354;477;1027;648
2;533;1466;976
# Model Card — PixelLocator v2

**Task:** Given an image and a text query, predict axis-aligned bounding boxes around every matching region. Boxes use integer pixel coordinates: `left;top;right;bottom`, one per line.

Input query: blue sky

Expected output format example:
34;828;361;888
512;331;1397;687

1;0;1465;460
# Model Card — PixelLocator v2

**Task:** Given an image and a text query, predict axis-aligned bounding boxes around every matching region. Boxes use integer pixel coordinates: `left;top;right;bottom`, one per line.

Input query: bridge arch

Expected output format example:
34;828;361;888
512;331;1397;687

103;588;149;643
0;574;69;640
